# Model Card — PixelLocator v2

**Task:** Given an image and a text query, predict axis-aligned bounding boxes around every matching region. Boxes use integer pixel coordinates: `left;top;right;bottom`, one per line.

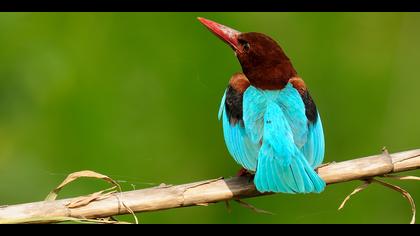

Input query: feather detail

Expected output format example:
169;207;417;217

220;89;259;171
254;101;325;193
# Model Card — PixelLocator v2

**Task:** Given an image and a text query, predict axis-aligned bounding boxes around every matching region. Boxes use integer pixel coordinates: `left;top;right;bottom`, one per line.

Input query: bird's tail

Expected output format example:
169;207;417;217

254;143;325;194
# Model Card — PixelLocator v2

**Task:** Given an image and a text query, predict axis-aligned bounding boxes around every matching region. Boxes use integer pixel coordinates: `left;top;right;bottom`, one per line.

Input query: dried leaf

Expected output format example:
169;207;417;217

372;179;416;224
338;180;371;210
382;175;420;181
339;176;418;224
66;186;117;208
45;170;120;201
44;170;138;224
116;193;139;224
235;199;274;215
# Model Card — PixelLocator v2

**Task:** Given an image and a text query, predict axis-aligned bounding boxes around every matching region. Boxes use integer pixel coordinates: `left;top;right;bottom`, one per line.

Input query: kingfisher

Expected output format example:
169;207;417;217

198;17;326;194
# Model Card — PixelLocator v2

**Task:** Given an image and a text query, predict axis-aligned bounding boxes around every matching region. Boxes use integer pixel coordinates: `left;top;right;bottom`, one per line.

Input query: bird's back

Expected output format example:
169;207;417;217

220;76;325;193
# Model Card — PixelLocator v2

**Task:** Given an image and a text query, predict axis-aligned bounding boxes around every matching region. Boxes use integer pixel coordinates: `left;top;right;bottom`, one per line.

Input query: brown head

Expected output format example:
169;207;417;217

198;17;297;90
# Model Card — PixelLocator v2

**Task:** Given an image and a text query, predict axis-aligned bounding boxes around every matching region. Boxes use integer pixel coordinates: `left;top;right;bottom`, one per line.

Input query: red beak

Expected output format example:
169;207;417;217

197;17;241;52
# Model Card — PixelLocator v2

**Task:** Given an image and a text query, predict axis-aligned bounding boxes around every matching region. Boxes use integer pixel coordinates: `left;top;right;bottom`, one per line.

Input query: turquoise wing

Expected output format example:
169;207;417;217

242;86;267;144
276;83;324;168
252;101;325;193
275;83;308;148
219;90;260;171
242;86;325;193
302;113;325;168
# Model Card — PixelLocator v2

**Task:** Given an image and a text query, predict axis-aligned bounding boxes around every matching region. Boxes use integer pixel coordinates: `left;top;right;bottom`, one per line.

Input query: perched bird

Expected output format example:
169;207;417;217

198;17;326;194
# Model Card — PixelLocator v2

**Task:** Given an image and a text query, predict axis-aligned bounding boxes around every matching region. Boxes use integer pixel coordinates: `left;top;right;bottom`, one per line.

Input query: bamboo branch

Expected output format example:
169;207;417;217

0;148;419;224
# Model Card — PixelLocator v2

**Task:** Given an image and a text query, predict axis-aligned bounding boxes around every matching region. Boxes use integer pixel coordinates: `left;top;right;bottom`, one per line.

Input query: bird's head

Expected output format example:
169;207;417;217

198;17;297;90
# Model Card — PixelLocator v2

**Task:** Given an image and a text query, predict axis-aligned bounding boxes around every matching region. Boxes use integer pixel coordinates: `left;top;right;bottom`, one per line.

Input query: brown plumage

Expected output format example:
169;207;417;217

236;33;297;90
225;73;250;125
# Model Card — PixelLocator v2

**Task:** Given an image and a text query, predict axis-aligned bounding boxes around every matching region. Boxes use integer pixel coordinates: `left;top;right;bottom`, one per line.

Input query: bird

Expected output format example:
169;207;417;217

198;17;326;194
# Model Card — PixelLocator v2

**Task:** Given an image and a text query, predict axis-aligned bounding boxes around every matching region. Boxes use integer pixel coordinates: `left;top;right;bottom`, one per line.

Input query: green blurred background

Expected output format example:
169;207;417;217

0;12;419;224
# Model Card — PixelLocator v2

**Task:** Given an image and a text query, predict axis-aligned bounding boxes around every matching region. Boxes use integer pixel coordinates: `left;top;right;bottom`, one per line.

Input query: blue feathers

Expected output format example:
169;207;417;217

219;83;326;194
302;113;325;168
219;90;259;171
253;100;325;193
242;86;266;144
255;143;325;193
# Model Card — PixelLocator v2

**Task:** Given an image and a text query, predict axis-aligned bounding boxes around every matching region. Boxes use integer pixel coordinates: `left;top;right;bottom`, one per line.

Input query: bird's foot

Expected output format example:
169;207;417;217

236;168;255;183
236;168;251;177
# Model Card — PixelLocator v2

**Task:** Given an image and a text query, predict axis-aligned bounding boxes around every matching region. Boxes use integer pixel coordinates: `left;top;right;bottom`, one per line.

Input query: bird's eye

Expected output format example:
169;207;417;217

238;39;250;52
243;42;250;52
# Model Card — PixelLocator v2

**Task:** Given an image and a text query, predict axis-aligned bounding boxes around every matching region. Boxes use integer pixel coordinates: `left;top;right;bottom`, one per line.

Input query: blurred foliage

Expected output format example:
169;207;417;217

0;12;419;223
